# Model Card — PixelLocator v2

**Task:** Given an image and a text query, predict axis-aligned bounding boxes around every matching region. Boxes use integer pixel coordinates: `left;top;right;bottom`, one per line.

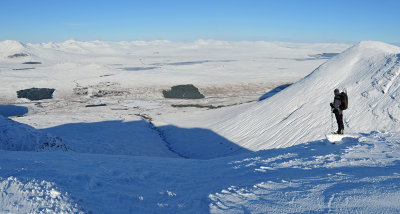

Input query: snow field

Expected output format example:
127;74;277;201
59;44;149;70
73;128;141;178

0;132;399;213
2;40;400;213
209;132;400;213
0;39;348;103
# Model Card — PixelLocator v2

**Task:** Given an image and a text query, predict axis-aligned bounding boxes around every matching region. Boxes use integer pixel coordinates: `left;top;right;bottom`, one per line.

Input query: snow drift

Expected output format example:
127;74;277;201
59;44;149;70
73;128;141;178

213;41;400;150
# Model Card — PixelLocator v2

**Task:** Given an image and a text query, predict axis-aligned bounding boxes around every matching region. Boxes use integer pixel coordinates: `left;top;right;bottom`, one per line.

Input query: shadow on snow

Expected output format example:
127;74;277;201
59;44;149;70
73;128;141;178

41;120;251;159
259;84;292;101
0;105;29;117
1;130;399;213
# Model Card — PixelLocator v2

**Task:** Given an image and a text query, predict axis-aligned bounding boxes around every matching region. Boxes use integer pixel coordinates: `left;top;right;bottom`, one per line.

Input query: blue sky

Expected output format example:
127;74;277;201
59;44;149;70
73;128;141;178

1;0;399;44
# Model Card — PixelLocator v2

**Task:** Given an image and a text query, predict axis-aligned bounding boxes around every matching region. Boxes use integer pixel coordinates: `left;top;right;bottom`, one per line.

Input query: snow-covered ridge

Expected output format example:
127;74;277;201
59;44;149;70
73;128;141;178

213;41;400;150
0;40;26;51
0;40;28;59
0;115;68;152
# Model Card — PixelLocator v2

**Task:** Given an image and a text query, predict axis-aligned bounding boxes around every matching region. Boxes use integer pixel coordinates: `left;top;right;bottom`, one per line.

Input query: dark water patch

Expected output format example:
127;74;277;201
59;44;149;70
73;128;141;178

23;62;42;65
17;88;55;101
8;53;29;58
163;60;235;66
100;74;114;77
172;104;225;109
12;68;35;71
309;53;340;59
168;60;211;66
85;104;107;107
120;67;158;71
172;100;253;110
295;58;319;61
0;105;29;117
163;84;205;99
259;84;292;101
296;53;340;61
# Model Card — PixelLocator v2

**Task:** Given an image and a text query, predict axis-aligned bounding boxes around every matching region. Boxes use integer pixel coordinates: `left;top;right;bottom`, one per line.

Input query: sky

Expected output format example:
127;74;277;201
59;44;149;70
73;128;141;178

1;0;399;44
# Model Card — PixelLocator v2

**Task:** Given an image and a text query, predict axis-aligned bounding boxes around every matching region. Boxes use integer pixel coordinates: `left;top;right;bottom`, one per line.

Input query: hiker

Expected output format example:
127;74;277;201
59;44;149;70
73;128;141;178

330;89;344;134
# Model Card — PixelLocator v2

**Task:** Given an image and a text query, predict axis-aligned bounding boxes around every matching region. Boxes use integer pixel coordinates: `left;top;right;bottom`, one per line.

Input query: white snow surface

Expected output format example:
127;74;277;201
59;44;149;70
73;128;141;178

0;39;348;103
0;131;400;213
212;41;400;150
2;40;400;213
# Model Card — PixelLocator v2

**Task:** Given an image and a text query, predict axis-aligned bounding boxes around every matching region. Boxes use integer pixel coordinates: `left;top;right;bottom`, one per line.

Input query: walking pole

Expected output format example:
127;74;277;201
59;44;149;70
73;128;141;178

331;110;334;133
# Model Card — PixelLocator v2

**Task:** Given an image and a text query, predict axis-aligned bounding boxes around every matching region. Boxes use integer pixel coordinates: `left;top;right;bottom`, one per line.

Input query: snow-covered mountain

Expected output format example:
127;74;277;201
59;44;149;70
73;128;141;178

0;40;26;53
2;40;400;213
212;41;400;150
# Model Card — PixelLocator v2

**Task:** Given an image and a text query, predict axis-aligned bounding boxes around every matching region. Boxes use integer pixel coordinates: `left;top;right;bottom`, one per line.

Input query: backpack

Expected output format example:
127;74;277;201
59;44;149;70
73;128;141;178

339;90;348;110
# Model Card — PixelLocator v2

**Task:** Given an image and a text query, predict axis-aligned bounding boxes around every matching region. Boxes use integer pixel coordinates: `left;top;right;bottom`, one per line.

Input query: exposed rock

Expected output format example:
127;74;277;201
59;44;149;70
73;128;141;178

73;82;129;98
8;53;29;58
73;87;89;96
163;84;205;99
17;88;55;101
92;89;127;97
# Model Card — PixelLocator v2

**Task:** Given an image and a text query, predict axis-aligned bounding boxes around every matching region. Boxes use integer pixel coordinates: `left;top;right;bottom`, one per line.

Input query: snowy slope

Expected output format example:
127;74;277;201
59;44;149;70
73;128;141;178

0;115;68;152
0;131;399;213
0;40;27;58
212;41;400;150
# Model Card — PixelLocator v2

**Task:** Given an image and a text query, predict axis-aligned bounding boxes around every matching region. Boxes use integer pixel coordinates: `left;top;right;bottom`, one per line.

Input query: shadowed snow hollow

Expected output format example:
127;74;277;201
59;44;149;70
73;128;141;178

213;41;400;150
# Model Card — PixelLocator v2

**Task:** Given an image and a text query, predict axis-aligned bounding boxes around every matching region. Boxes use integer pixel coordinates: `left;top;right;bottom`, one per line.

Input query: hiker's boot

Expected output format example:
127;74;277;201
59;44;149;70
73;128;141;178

335;130;344;135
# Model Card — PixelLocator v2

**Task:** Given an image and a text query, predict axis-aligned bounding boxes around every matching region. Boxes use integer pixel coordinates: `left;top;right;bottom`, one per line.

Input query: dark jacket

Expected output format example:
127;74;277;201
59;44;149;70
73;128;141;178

332;94;343;115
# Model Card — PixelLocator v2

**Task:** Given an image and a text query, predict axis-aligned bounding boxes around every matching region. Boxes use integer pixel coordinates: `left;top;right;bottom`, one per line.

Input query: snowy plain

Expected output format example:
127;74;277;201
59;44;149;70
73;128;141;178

1;39;400;213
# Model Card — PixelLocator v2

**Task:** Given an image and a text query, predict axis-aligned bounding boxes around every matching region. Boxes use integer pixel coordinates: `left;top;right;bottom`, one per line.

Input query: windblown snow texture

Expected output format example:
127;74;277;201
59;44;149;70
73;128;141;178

213;41;400;150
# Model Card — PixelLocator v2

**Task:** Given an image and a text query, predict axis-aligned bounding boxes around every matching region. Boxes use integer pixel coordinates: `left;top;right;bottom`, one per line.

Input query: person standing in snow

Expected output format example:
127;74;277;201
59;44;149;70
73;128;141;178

330;89;344;134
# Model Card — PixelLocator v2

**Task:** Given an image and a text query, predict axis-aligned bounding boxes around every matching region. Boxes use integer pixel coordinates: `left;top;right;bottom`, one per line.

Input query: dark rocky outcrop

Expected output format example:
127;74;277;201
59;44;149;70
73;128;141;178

163;84;205;99
8;53;29;58
17;88;55;101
